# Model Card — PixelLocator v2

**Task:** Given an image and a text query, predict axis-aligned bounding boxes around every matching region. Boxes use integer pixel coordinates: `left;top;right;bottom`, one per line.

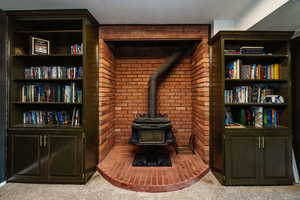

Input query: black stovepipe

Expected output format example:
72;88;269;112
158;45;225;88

148;49;186;118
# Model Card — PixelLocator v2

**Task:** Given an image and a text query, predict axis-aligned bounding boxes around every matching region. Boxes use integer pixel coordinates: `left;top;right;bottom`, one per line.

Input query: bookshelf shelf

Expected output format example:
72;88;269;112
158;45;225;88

15;30;82;34
225;126;289;131
12;54;82;57
209;31;293;185
224;54;288;58
12;124;83;129
225;79;287;83
225;103;288;107
14;79;83;82
13;101;82;105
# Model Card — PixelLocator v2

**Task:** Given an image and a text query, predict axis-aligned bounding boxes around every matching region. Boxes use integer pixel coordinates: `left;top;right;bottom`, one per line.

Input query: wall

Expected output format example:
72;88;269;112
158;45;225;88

99;39;116;162
191;39;210;164
114;58;192;145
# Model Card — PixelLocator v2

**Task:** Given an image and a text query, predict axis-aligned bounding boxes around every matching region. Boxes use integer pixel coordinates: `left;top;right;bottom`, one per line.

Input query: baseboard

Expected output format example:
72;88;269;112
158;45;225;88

0;181;6;187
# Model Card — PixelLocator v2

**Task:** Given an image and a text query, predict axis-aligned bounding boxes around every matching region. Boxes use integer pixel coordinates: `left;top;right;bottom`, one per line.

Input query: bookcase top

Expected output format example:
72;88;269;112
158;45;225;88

5;9;99;26
209;31;294;45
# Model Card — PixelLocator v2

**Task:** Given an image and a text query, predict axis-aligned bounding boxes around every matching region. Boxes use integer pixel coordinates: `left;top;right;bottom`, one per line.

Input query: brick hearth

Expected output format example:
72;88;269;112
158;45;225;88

98;145;209;192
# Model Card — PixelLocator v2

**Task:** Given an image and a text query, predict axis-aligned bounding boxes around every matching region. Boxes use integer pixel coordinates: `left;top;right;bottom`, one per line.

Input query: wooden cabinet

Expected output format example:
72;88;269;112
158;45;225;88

225;134;292;185
5;10;99;184
209;31;294;185
8;132;84;183
47;134;83;181
225;135;260;185
8;134;43;181
260;135;292;184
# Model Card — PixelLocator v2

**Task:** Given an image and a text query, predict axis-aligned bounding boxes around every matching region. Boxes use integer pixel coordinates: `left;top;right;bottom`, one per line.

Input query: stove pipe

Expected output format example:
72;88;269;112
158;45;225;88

148;49;186;118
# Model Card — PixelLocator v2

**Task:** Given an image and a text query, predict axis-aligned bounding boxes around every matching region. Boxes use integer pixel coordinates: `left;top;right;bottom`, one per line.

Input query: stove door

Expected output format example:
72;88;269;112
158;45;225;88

139;130;165;144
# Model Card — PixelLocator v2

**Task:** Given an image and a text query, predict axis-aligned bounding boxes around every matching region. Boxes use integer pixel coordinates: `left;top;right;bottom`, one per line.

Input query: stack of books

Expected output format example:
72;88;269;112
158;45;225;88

22;108;80;126
224;49;241;55
224;85;274;103
264;108;280;127
69;43;83;55
226;59;242;79
226;59;280;80
24;66;83;79
21;83;82;103
225;107;279;128
240;46;265;54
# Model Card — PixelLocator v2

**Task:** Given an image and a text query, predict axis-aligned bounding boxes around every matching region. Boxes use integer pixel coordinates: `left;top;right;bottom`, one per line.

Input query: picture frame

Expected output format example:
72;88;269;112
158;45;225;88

30;36;50;55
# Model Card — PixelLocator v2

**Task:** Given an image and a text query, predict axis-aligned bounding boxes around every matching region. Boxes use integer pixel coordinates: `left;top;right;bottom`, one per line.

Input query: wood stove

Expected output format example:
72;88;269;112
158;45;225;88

129;49;186;166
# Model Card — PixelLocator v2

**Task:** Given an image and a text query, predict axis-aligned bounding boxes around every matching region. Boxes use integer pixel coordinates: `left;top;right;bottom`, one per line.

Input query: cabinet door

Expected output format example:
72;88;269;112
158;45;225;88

260;135;292;184
47;134;83;182
8;134;44;181
225;135;260;185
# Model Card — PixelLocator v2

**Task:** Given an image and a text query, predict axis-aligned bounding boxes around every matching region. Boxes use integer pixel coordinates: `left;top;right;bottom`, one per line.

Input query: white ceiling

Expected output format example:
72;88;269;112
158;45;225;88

1;0;257;24
250;0;300;31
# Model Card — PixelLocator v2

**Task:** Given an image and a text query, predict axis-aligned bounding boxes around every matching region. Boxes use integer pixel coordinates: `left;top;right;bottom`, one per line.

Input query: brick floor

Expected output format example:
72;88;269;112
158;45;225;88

97;145;209;192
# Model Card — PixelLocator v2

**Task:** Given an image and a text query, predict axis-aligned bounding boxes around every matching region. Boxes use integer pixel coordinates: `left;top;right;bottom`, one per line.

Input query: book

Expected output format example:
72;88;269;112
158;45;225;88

23;109;80;126
24;66;83;79
226;60;280;80
21;84;82;103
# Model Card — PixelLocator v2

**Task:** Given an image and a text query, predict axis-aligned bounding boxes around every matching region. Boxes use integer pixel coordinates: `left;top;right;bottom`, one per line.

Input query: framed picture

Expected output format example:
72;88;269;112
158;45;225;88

30;37;50;55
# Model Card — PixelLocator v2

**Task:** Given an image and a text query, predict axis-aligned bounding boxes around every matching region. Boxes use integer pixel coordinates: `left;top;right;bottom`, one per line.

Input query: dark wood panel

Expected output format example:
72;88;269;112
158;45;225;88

225;135;260;185
8;134;43;181
260;135;292;184
83;23;99;175
292;36;300;173
47;134;82;180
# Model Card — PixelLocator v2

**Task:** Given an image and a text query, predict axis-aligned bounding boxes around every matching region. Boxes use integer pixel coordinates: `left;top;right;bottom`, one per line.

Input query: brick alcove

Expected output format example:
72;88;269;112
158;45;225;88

97;25;210;192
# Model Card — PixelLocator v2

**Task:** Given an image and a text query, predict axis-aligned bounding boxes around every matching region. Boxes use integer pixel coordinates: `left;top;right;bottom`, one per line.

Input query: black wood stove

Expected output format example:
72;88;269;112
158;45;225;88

129;49;186;166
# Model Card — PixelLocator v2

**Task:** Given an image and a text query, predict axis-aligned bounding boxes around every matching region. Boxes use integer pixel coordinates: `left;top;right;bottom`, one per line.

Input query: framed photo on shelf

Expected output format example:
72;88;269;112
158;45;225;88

30;36;50;55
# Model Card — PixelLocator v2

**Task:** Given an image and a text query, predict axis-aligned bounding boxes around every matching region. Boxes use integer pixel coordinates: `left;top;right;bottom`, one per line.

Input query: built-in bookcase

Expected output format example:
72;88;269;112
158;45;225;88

209;31;293;186
6;10;99;184
223;40;290;129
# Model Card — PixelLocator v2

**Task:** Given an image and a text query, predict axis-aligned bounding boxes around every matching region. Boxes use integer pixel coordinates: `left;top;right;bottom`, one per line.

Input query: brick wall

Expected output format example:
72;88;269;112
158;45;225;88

99;39;116;162
191;39;210;164
99;25;210;163
115;58;192;145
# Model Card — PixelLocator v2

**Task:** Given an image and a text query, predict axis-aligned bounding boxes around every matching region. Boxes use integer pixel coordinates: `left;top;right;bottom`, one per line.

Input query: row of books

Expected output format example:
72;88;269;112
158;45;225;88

21;83;82;103
226;59;280;79
224;86;274;103
224;46;265;55
23;108;80;126
69;43;83;55
24;66;83;79
225;107;280;128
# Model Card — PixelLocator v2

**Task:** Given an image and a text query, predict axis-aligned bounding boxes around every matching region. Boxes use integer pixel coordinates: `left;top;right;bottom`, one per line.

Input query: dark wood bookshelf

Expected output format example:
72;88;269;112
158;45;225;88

6;9;99;184
209;31;293;186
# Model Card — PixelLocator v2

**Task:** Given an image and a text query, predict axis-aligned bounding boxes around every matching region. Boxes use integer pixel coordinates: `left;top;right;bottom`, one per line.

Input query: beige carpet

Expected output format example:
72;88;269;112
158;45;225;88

1;171;300;200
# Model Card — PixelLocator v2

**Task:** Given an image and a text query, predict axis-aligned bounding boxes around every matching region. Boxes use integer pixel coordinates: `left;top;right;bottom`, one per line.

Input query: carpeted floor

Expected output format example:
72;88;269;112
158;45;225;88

1;171;300;200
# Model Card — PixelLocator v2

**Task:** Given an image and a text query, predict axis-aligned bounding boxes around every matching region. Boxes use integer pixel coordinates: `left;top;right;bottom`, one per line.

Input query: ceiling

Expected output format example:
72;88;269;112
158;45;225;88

250;0;300;31
1;0;257;24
